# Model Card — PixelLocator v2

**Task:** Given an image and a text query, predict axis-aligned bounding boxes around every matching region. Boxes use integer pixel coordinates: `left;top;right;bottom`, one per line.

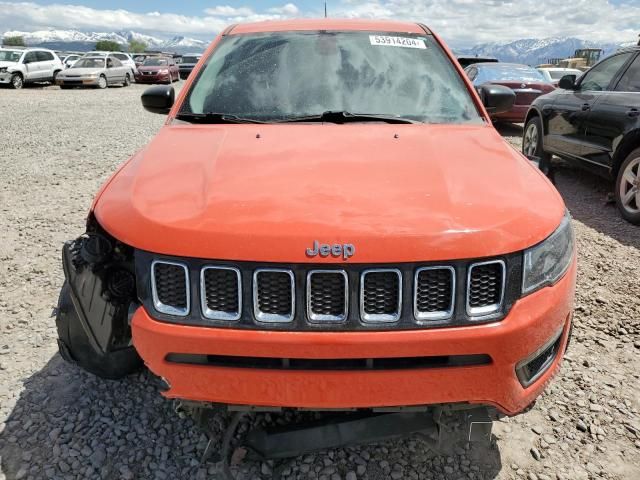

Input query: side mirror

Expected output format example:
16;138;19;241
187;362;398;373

141;85;175;114
478;84;515;115
558;75;577;90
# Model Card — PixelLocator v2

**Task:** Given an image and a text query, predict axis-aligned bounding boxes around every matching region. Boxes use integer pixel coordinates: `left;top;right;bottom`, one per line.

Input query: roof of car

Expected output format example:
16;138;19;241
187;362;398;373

472;62;534;68
229;19;426;35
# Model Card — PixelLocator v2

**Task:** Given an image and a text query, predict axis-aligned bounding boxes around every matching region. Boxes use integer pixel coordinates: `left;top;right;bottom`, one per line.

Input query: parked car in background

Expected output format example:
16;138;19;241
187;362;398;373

82;51;137;76
60;54;81;69
524;45;640;224
537;67;583;86
0;47;63;89
178;54;202;79
465;63;555;123
55;55;132;89
135;56;179;84
457;56;498;68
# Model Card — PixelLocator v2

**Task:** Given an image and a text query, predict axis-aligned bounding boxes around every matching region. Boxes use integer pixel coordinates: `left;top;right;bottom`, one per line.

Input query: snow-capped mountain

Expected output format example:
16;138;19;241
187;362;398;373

1;29;209;53
456;37;627;65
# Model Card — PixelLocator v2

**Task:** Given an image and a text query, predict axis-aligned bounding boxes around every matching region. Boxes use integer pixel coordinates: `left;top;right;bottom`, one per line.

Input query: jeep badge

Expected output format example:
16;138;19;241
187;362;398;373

306;240;355;260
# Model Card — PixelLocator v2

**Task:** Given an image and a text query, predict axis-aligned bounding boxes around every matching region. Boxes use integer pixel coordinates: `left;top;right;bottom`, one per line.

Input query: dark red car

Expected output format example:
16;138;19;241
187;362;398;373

135;56;179;84
465;63;555;123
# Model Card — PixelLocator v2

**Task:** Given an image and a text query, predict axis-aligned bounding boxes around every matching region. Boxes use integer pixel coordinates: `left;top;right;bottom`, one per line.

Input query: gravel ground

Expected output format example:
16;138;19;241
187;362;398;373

0;84;639;480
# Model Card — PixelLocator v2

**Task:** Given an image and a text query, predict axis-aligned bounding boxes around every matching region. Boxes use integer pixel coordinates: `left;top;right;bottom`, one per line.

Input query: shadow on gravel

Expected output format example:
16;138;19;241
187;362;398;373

494;122;524;137
553;164;640;250
1;355;503;479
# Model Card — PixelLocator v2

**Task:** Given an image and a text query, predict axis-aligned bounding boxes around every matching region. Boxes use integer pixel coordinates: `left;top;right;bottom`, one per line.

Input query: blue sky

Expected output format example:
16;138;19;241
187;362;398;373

1;1;638;47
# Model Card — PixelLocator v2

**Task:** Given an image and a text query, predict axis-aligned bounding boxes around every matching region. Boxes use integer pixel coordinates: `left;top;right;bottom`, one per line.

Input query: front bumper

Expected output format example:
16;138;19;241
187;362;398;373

0;71;13;84
492;105;529;123
56;77;100;86
132;260;575;415
135;73;170;83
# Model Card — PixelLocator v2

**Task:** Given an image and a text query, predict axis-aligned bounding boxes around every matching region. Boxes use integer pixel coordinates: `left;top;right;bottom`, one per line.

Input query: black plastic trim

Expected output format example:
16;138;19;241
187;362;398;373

165;353;492;371
135;250;523;331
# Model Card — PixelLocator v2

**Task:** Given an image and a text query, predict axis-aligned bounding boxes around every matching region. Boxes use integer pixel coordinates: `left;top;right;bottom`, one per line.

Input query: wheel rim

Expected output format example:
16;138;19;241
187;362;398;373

99;76;107;88
619;157;640;214
12;75;22;88
523;123;538;157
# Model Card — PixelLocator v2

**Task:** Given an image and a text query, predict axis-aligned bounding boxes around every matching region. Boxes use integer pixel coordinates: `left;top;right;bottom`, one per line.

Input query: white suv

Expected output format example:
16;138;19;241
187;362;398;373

0;47;64;89
83;51;137;76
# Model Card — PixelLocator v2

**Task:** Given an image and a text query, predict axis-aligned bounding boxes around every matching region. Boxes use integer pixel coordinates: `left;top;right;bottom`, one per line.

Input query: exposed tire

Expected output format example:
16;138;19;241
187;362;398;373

523;115;554;181
52;70;61;84
56;282;142;379
97;75;108;89
615;148;640;225
123;73;131;87
10;73;23;89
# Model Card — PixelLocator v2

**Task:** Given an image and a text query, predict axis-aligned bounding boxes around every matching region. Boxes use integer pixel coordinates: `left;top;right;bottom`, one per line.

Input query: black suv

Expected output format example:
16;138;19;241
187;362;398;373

523;44;640;225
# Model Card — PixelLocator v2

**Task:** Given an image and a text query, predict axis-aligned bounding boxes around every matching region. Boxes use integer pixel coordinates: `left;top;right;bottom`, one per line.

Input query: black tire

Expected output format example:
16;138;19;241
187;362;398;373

123;73;131;87
615;148;640;225
523;115;554;181
9;73;23;89
56;282;142;379
60;85;72;90
52;70;61;84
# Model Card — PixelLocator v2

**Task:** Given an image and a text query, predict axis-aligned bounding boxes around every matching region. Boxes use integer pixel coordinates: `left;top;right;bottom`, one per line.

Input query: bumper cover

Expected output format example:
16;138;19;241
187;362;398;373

135;73;170;83
132;260;575;415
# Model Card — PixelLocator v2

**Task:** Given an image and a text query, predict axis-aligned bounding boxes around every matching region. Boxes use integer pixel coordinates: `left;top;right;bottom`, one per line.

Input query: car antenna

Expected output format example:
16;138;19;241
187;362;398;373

324;1;328;18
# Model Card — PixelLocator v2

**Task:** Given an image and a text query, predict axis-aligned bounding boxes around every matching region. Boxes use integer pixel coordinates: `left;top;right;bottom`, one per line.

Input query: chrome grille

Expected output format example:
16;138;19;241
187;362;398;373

253;269;295;323
414;266;455;321
307;270;348;322
201;266;241;321
360;269;402;323
467;260;505;317
151;260;189;316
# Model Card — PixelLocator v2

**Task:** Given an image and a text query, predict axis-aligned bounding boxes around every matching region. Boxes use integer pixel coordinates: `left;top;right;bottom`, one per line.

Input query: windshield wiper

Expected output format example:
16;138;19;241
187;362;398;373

274;111;418;124
175;112;268;124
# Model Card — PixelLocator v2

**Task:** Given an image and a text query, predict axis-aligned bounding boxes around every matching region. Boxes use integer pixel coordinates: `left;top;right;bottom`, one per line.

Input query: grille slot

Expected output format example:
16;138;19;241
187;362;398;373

253;269;295;323
467;261;505;317
307;270;348;322
151;261;189;316
201;267;241;321
414;267;455;321
360;269;402;323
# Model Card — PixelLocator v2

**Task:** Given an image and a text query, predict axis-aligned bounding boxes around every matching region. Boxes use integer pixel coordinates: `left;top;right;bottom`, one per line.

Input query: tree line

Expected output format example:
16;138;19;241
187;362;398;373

1;36;147;53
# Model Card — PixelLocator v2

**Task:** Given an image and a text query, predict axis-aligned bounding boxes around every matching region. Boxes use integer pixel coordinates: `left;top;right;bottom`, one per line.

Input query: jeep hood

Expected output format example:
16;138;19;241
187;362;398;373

0;61;18;69
94;123;565;263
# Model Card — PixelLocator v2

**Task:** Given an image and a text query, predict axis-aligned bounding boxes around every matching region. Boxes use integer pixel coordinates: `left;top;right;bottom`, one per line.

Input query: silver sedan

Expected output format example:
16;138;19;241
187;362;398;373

55;56;131;89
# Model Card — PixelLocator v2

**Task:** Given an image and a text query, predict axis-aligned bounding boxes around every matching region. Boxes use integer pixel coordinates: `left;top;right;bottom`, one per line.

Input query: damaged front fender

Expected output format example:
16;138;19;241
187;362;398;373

56;216;142;379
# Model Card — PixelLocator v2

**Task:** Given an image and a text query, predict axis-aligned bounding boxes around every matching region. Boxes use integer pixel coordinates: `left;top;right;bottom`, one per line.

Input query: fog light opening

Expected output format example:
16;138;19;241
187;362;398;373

516;329;564;387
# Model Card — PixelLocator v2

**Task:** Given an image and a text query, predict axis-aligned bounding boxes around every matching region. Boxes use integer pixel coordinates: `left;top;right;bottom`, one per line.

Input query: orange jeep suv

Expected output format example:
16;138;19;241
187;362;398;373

56;19;576;419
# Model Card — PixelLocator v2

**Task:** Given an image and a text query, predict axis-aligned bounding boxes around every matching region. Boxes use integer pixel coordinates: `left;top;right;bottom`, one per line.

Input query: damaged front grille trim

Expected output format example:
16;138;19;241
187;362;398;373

413;266;456;322
253;268;295;323
306;270;349;323
151;260;190;317
360;269;403;323
466;260;506;318
200;266;242;321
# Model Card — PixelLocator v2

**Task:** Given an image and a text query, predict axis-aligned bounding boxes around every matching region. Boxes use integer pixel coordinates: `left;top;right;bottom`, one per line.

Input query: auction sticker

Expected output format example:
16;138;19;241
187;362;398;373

369;35;426;49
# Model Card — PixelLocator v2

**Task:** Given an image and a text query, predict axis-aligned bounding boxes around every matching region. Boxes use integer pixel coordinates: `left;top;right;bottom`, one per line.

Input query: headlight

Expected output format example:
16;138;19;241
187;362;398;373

0;67;7;73
159;69;169;74
522;211;574;295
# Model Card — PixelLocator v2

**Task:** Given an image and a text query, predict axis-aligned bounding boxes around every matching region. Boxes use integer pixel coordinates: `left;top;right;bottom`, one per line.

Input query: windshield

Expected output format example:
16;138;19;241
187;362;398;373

479;64;547;83
181;31;481;124
0;50;22;62
182;56;200;64
144;58;169;66
73;58;105;69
